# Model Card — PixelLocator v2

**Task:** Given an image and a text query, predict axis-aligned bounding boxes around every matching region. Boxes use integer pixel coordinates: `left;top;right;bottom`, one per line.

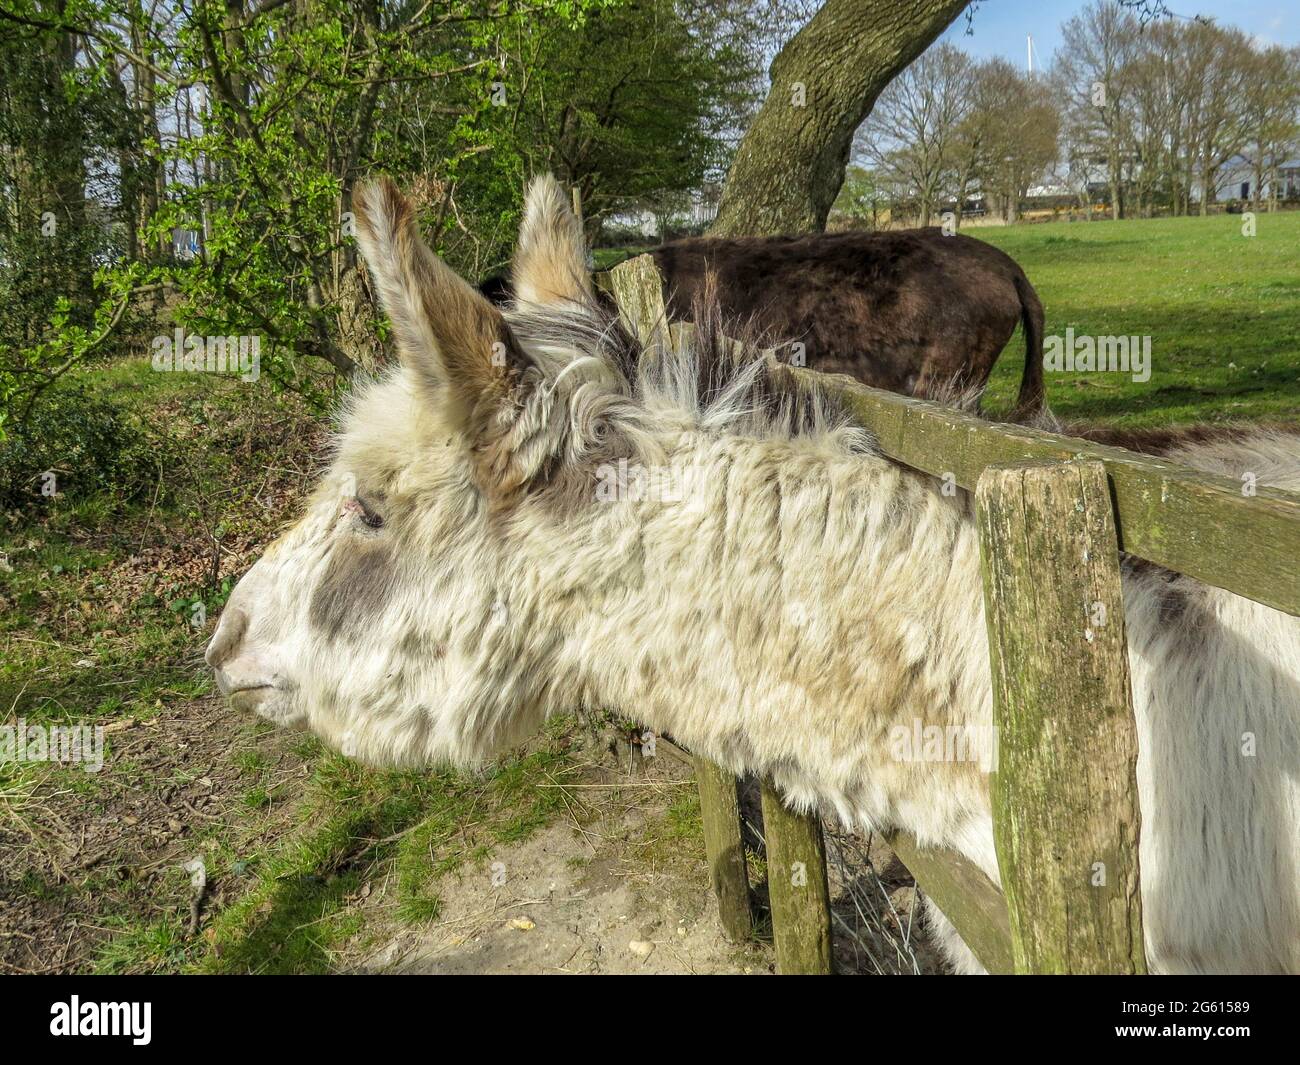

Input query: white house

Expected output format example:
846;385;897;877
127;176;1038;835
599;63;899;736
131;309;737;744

1206;153;1300;203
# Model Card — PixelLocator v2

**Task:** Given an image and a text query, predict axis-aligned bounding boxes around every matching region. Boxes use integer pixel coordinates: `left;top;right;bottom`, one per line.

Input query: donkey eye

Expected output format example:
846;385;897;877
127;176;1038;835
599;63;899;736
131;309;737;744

357;496;384;528
342;495;385;529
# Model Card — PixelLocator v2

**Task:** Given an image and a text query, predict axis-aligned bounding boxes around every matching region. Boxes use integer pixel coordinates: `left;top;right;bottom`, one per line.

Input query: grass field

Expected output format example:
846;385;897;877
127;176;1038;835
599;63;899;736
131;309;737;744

972;211;1300;426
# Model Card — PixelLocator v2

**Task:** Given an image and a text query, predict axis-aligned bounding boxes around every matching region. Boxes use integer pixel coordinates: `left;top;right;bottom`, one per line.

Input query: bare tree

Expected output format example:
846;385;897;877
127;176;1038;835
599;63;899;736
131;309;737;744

1241;45;1300;212
1184;24;1254;214
949;57;1016;225
1120;22;1181;216
859;43;971;227
975;68;1059;223
1055;1;1139;220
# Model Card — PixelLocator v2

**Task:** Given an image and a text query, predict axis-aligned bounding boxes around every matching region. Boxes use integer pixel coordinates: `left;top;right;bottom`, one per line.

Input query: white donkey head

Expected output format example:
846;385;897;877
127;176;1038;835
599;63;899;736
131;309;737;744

206;174;680;766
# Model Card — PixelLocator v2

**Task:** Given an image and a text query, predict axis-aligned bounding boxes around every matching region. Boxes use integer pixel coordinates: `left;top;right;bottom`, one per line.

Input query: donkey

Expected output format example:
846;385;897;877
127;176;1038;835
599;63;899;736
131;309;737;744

481;227;1047;416
207;175;1300;974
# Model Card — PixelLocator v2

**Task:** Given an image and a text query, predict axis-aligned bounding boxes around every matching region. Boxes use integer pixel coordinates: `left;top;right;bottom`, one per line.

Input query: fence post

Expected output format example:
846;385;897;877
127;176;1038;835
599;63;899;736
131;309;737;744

604;254;669;348
694;757;753;940
976;458;1147;974
761;782;833;974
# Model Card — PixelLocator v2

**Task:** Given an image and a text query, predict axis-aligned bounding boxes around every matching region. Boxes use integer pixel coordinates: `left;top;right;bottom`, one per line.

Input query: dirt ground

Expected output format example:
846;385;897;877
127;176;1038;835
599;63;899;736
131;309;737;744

364;825;755;975
357;742;763;975
349;736;943;976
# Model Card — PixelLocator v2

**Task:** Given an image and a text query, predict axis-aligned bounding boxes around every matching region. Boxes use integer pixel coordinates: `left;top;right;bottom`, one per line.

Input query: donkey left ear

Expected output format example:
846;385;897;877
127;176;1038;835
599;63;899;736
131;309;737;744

353;176;532;432
512;174;593;307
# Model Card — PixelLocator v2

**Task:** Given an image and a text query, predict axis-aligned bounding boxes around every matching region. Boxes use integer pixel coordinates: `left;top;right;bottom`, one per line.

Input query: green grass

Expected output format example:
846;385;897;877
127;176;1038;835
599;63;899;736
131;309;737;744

592;245;647;270
179;721;580;975
972;211;1300;426
0;504;215;736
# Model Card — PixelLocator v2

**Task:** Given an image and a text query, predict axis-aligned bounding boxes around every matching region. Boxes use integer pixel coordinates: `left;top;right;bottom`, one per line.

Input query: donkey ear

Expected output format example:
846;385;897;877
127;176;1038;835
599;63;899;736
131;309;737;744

353;177;531;428
512;174;593;306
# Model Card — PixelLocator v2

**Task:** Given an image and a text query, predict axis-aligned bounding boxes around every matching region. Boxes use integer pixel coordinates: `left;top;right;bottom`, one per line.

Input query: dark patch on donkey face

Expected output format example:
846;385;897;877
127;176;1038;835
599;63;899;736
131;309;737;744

308;538;400;640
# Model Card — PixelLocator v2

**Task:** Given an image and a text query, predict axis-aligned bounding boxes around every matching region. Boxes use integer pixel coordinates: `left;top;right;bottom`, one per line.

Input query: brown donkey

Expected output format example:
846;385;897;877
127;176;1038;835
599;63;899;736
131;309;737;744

483;227;1046;415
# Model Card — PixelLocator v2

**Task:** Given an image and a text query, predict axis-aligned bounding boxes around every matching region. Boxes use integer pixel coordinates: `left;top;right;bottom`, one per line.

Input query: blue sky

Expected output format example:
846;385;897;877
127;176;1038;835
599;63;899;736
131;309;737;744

939;1;1300;68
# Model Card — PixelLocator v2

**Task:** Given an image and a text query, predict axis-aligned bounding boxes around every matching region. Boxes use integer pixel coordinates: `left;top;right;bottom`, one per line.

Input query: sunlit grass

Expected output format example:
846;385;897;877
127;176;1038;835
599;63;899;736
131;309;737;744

973;211;1300;426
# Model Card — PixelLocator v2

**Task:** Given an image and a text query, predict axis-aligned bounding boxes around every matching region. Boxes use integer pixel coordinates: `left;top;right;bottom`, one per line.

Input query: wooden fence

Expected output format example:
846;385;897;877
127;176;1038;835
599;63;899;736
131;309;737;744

597;254;1300;975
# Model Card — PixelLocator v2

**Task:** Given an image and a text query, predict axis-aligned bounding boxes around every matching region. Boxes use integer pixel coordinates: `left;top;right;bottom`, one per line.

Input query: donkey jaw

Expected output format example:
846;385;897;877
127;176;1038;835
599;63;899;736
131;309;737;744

214;668;302;726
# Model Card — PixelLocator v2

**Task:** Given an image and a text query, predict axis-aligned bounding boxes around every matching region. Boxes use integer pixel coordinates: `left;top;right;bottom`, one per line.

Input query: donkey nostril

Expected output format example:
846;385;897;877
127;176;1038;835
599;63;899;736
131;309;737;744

205;607;249;669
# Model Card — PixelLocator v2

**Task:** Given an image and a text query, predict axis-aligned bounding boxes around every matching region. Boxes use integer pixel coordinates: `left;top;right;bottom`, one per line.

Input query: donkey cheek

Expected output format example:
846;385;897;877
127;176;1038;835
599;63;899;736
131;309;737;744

308;542;400;641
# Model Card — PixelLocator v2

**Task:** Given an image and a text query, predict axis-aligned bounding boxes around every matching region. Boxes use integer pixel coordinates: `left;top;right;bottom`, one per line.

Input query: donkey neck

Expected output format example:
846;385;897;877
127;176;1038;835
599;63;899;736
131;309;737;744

559;430;993;826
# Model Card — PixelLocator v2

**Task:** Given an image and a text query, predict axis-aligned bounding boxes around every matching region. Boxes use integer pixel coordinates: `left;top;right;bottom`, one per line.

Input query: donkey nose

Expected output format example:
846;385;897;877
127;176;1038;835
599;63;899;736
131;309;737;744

205;607;249;669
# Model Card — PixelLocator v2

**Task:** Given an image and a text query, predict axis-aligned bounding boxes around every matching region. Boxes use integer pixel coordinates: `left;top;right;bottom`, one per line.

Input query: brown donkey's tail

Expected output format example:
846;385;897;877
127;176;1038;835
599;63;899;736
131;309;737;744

1012;272;1046;417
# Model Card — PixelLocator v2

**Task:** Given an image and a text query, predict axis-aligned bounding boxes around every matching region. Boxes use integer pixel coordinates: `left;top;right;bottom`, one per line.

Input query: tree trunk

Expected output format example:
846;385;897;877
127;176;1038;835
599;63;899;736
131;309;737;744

954;172;969;226
710;0;969;237
130;2;165;261
48;19;94;308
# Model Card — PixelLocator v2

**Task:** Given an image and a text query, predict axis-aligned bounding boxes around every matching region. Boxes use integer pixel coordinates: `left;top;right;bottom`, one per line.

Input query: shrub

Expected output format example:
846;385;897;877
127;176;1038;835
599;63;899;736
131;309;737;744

0;385;156;511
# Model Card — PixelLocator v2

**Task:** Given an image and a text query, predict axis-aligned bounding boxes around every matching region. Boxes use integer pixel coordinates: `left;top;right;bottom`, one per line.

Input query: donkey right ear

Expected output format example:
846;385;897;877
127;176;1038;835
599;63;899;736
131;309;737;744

353;177;532;432
512;174;593;307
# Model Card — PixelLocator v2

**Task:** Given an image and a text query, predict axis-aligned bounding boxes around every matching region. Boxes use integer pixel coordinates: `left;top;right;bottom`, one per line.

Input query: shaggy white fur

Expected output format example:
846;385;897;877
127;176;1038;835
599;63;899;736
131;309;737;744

208;173;1300;974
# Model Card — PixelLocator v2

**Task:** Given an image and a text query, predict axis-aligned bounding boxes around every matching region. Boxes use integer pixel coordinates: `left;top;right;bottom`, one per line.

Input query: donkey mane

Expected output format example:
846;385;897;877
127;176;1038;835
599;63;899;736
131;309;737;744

501;281;1296;487
501;282;869;453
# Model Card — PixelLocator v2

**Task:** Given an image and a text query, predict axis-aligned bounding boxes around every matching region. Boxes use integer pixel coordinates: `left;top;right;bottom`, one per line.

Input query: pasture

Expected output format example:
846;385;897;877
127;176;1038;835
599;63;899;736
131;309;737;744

974;211;1300;425
1;210;1297;975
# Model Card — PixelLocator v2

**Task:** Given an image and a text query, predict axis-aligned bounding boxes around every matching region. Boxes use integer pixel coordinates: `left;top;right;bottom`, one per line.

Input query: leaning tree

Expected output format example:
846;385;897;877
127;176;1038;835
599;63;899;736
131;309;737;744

709;0;971;236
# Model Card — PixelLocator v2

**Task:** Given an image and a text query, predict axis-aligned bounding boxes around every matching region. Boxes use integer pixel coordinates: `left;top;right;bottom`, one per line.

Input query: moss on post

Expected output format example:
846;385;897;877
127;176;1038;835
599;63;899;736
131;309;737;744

976;458;1147;974
694;757;753;941
760;781;833;974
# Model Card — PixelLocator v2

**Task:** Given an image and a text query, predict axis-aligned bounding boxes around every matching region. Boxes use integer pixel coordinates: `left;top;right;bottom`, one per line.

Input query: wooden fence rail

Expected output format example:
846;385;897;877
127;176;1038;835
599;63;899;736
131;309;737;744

598;253;1300;975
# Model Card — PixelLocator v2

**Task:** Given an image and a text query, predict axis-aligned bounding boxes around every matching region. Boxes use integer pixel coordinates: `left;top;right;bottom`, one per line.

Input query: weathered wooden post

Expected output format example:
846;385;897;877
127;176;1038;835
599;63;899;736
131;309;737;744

601;254;669;352
761;782;833;974
695;758;753;940
976;458;1147;974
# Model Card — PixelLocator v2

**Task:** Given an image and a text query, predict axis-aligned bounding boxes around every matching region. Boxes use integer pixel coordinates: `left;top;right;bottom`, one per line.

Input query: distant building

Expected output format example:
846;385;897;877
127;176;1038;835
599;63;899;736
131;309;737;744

1203;153;1300;203
1277;159;1300;199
